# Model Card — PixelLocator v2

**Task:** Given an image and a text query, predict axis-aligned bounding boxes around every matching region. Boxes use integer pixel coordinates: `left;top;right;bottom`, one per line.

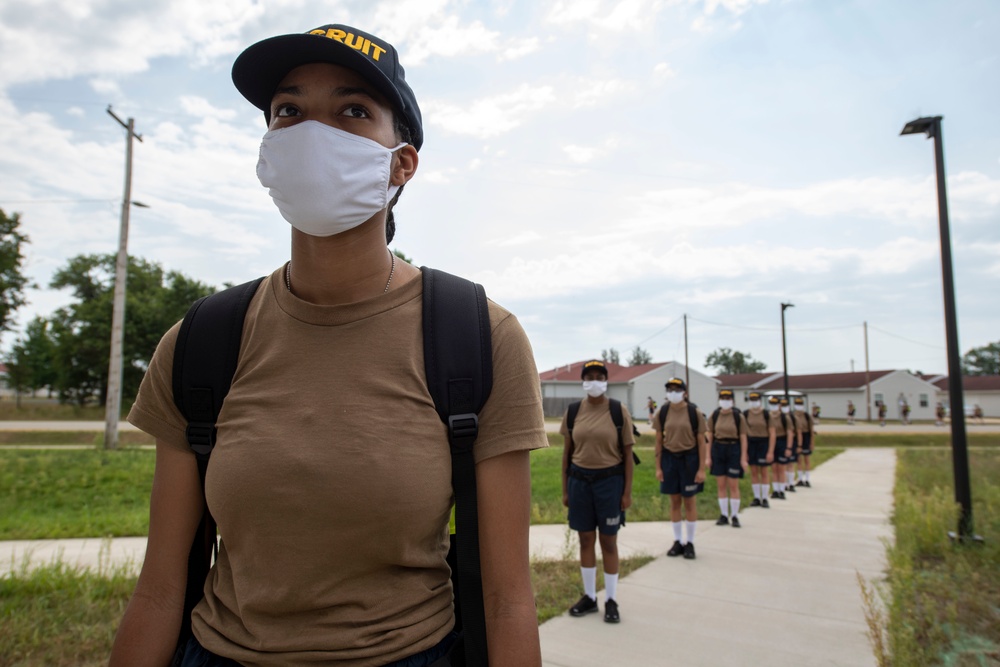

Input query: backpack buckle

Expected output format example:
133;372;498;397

186;422;216;457
448;413;479;450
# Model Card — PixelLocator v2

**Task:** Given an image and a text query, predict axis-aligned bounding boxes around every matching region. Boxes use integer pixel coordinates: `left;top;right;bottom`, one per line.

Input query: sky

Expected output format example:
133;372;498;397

0;0;998;379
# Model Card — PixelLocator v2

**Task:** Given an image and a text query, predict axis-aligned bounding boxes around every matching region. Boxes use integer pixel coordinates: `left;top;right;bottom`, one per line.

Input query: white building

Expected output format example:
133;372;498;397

539;360;718;420
928;375;1000;418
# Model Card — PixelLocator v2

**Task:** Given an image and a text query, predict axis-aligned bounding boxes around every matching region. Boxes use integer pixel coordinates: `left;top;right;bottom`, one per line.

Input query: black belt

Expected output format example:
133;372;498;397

567;464;624;482
666;448;697;458
714;439;739;445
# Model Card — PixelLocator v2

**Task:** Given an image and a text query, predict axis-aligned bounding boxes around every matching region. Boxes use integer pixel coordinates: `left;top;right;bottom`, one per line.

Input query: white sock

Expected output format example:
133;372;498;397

581;566;597;600
672;521;683;543
604;572;618;601
787;472;794;485
751;484;759;500
805;471;811;482
685;520;697;544
729;498;741;517
772;481;780;493
718;498;729;517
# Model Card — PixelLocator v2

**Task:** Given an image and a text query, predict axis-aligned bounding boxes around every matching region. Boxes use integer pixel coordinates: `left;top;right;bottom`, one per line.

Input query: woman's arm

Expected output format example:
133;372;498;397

109;442;205;667
561;435;572;507
476;449;541;667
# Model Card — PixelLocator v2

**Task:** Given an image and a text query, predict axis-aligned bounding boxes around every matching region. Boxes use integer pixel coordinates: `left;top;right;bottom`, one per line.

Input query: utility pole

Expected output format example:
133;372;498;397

780;303;794;402
864;321;872;423
104;106;142;451
683;314;690;390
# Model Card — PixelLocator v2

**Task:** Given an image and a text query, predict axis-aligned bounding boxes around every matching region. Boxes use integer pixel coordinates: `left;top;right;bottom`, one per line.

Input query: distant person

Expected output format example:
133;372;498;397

744;391;776;509
560;360;635;624
878;401;888;427
707;389;749;527
768;397;794;500
647;396;657;423
780;398;799;493
901;402;911;425
811;403;821;424
793;397;815;488
973;404;984;424
655;378;708;559
847;400;856;425
935;402;946;426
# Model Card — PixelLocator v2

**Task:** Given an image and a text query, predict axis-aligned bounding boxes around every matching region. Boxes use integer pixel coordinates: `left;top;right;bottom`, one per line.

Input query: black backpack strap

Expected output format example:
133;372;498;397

688;404;699;439
733;408;742;437
171;276;264;642
710;408;721;434
608;399;625;462
421;267;493;667
565;401;581;472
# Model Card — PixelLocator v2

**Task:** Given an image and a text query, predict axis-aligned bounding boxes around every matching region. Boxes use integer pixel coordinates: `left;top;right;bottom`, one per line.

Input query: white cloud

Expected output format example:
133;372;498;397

90;78;124;97
179;95;238;120
67;106;85;117
562;136;620;164
423;84;557;137
572;78;637;108
545;0;667;31
653;62;678;78
494;231;543;246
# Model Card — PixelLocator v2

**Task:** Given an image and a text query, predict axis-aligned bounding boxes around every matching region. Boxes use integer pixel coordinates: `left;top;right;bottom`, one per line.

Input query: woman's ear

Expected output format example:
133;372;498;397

391;145;419;186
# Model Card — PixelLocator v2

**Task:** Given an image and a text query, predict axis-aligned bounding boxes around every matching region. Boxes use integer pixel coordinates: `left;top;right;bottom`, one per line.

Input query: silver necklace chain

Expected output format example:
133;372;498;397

285;251;396;294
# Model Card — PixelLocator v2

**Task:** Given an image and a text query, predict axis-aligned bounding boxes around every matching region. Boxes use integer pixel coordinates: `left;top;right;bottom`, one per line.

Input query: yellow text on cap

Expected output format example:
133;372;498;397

309;28;387;61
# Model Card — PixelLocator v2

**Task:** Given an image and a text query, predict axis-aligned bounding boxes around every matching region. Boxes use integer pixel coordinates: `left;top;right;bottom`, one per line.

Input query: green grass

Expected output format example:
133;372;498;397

0;552;135;667
817;432;999;449
0;430;154;446
533;433;843;523
0;399;114;421
865;448;1000;666
531;555;654;623
0;449;154;540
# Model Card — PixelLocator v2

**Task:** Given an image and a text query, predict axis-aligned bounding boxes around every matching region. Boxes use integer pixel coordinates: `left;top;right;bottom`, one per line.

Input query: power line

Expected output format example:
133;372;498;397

868;325;943;350
0;198;116;205
633;315;683;347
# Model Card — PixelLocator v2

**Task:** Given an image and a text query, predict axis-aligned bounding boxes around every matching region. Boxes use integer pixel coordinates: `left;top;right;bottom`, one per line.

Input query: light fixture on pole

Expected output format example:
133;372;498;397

780;303;794;403
900;115;981;543
104;106;143;451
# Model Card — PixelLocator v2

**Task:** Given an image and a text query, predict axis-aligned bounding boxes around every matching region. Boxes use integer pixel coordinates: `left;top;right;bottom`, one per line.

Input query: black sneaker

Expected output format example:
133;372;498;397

770;490;780;499
761;498;770;509
569;594;598;617
786;484;797;493
731;516;741;528
716;515;729;526
795;480;805;487
667;540;684;557
779;491;787;500
750;498;762;507
804;480;812;488
683;542;696;559
604;599;620;624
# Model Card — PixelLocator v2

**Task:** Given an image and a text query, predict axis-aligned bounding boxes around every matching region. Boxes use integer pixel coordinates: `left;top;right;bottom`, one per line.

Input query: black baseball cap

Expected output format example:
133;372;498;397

232;24;424;150
665;377;686;390
581;360;608;379
748;392;762;400
794;397;805;405
768;396;780;404
719;389;734;399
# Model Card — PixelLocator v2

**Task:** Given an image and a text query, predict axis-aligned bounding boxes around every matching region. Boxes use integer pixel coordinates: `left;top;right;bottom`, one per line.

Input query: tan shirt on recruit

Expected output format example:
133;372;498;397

654;402;708;453
707;409;747;441
744;408;770;438
128;267;547;667
559;397;636;469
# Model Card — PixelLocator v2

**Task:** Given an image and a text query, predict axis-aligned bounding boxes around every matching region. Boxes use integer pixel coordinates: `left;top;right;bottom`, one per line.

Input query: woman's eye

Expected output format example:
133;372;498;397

342;105;369;119
274;104;299;118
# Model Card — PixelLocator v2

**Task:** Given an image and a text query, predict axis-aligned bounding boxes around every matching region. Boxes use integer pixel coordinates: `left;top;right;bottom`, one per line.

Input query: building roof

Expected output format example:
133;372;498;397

718;370;897;391
932;375;1000;391
538;361;670;383
714;373;780;389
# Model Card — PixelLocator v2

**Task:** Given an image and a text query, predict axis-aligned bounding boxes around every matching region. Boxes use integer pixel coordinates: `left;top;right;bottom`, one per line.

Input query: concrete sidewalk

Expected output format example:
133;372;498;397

538;447;894;667
1;449;894;666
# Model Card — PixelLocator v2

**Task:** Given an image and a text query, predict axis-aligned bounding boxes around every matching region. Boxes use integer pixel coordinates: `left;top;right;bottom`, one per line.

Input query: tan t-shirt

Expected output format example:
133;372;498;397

707;409;747;441
793;410;813;435
744;408;771;438
653;402;707;453
558;398;635;469
128;267;547;667
771;409;792;439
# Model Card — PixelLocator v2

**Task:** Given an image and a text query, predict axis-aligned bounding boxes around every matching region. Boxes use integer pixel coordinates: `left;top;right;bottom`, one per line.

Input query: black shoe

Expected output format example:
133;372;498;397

761;498;770;509
683;542;696;559
804;480;812;488
569;594;598;617
750;498;762;507
716;515;729;526
779;491;787;500
770;490;780;499
731;516;741;528
667;540;684;557
786;484;797;493
604;599;620;624
795;481;806;487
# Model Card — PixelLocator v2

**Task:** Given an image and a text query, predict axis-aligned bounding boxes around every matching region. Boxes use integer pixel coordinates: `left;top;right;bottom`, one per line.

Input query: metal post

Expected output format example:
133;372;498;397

104;107;142;451
683;314;689;389
864;321;871;423
781;303;793;402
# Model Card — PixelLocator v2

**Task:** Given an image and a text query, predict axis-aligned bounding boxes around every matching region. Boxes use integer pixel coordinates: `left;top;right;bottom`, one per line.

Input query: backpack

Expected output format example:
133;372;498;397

657;402;700;438
171;267;492;667
710;407;742;437
565;398;641;467
744;407;770;429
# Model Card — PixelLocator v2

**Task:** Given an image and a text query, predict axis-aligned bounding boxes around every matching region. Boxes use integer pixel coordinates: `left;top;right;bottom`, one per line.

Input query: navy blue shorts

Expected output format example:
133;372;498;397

660;449;703;497
800;433;813;455
775;436;792;464
567;464;625;535
710;441;744;478
747;436;771;466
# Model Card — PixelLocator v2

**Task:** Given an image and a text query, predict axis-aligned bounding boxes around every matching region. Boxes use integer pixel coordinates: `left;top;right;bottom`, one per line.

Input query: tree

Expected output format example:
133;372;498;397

627;346;652;366
391;248;413;264
705;347;768;374
962;341;1000;376
3;316;58;406
601;348;620;365
0;208;31;334
48;254;215;406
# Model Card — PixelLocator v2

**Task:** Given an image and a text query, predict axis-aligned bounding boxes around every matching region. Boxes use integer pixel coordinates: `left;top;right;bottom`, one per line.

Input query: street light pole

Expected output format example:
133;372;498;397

900;115;980;542
781;303;794;402
104;106;143;451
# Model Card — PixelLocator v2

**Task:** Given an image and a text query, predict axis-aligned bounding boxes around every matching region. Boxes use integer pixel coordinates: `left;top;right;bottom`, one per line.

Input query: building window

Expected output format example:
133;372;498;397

920;394;928;407
874;393;883;406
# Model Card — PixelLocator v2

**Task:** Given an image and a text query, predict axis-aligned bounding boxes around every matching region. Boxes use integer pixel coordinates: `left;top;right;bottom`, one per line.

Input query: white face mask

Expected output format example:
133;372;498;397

582;380;607;397
781;406;790;414
666;391;685;404
257;120;405;237
749;400;761;409
769;403;780;412
719;399;734;410
795;405;805;412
